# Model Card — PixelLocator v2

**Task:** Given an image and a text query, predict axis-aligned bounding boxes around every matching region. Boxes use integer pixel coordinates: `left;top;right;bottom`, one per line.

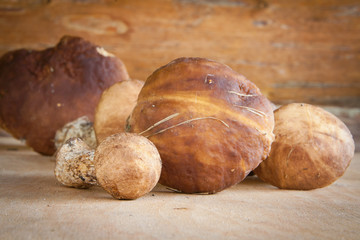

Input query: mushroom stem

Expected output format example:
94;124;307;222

54;137;97;188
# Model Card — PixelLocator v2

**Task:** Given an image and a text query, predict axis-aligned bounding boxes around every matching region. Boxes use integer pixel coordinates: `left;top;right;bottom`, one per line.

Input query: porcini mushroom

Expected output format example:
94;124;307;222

55;116;97;150
127;57;275;194
94;80;144;144
0;36;129;155
55;137;96;189
95;133;162;200
254;103;355;190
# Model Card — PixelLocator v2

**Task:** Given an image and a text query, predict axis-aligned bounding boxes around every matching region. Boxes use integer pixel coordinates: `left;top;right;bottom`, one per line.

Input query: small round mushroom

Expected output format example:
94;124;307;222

54;116;97;150
55;137;96;188
95;133;162;200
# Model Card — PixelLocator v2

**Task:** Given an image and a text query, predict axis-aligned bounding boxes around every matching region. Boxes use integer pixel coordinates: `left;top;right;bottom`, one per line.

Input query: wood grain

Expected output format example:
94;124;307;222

0;135;359;239
0;0;359;150
0;0;359;107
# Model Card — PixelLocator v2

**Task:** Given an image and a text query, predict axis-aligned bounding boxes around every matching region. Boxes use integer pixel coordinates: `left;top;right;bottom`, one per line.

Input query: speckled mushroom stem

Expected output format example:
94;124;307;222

54;137;97;188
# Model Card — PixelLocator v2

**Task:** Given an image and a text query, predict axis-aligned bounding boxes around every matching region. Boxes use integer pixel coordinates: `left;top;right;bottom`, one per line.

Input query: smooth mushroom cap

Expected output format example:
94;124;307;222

94;79;144;144
128;57;275;193
0;36;129;155
254;103;355;190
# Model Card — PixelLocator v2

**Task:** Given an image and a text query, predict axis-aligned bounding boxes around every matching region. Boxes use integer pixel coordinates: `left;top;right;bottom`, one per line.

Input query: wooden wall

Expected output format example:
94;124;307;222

0;0;359;149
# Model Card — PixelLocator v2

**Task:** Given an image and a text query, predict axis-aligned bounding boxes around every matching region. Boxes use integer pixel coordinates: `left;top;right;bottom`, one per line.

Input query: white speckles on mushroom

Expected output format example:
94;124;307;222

55;116;97;150
55;137;97;188
96;47;115;57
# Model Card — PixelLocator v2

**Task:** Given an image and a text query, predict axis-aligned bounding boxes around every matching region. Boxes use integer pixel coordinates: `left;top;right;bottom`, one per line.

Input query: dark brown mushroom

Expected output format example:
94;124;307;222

0;36;129;155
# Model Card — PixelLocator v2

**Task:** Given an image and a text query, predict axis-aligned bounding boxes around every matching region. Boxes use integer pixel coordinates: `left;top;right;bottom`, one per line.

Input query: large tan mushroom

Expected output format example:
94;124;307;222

0;36;129;155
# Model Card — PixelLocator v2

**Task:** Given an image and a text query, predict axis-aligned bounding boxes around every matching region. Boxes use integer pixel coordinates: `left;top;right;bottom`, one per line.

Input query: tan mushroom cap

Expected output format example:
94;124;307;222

254;103;355;190
95;133;162;200
94;79;144;144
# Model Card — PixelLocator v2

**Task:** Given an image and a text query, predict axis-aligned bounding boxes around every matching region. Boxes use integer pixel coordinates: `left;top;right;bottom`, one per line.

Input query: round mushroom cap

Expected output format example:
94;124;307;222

254;103;355;190
94;79;144;144
95;133;162;200
0;36;129;155
128;57;275;193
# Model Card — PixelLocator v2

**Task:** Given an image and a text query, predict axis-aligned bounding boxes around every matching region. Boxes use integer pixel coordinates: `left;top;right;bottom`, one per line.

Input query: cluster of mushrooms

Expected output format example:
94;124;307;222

0;36;355;200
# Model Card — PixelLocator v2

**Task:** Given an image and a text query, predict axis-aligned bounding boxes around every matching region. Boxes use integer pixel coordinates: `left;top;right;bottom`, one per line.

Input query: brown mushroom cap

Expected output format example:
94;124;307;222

254;103;355;190
0;36;129;155
127;57;275;193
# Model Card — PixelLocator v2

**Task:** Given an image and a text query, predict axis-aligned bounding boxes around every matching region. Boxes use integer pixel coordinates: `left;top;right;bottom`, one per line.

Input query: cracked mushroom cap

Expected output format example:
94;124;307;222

0;36;129;155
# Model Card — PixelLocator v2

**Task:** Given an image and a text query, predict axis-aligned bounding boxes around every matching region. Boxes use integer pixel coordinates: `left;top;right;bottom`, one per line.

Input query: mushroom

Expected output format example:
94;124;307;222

254;103;355;190
54;137;96;189
0;36;129;155
54;116;97;150
127;57;275;194
94;80;144;144
95;133;162;200
54;133;162;200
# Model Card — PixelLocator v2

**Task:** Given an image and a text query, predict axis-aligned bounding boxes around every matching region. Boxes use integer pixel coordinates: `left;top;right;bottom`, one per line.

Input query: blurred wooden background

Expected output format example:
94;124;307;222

0;0;359;150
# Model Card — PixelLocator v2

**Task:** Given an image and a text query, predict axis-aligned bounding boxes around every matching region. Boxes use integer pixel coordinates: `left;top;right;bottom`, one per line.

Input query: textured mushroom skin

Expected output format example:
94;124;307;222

95;133;162;200
55;137;96;189
0;36;129;155
254;103;355;190
55;116;97;150
128;57;275;193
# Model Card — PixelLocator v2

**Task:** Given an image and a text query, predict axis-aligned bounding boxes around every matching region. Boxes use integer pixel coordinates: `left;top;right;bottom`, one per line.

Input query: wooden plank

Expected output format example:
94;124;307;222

0;0;359;107
0;135;359;239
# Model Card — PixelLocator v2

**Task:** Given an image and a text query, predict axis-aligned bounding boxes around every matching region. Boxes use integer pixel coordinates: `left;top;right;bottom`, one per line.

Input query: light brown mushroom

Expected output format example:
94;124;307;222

254;103;355;190
95;133;162;200
94;80;144;144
